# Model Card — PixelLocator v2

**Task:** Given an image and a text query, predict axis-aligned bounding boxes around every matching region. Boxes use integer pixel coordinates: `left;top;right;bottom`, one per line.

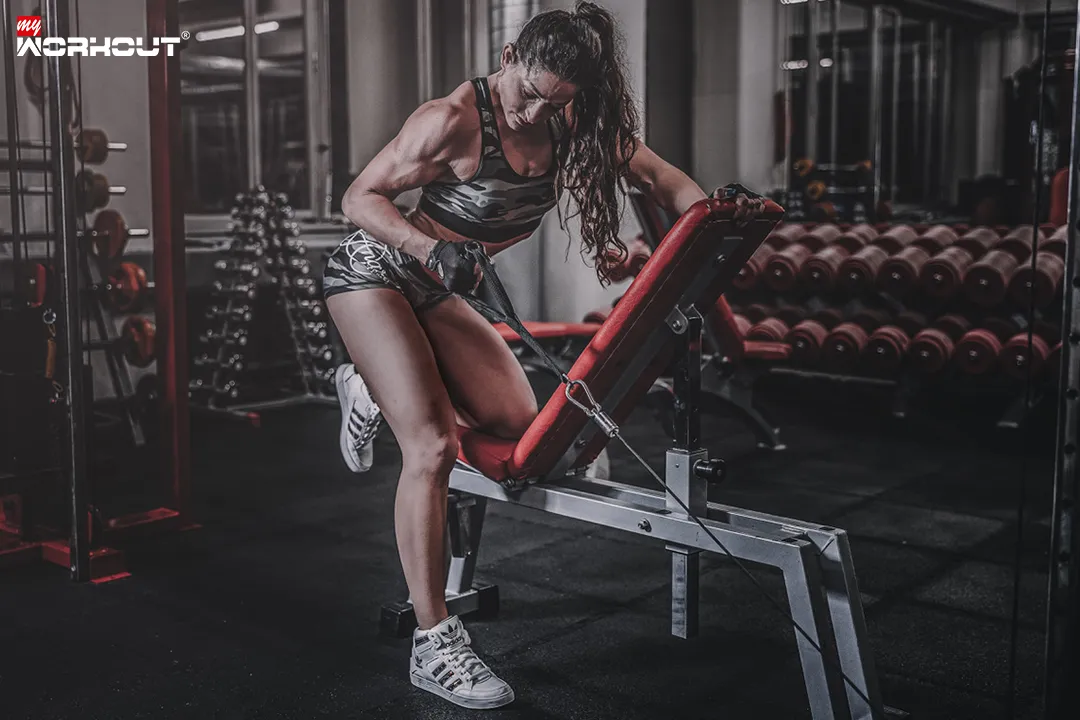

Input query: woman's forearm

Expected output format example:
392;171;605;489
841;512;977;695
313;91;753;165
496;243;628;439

342;189;438;261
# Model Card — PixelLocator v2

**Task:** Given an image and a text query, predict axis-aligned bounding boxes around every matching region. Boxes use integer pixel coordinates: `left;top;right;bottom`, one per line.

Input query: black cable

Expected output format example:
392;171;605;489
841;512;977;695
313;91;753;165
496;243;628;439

1008;3;1053;717
461;238;888;720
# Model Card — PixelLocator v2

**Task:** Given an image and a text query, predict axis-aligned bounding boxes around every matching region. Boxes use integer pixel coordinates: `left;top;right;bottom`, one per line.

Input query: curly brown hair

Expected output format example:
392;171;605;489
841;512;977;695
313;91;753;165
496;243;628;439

513;1;640;285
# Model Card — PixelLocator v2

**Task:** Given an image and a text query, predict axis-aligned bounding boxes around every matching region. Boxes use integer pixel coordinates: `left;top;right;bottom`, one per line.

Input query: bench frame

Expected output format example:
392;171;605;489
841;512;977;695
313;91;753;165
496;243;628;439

380;206;903;719
382;309;896;720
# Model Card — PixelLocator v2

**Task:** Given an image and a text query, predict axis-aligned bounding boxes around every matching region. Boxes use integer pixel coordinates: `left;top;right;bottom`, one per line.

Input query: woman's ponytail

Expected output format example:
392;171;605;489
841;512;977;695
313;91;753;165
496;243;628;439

514;1;640;284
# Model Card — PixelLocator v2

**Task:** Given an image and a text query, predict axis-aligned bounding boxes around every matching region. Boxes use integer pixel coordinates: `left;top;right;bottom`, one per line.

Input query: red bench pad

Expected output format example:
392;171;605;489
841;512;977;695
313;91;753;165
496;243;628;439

495;322;601;342
457;198;783;483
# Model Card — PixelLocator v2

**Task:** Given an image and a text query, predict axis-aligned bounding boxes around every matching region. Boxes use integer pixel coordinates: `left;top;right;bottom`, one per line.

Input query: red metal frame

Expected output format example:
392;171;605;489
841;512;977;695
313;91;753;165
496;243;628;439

147;0;190;522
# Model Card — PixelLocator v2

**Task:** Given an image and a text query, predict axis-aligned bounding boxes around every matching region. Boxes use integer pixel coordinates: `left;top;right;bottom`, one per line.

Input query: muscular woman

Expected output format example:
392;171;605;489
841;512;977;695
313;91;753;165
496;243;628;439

324;2;764;709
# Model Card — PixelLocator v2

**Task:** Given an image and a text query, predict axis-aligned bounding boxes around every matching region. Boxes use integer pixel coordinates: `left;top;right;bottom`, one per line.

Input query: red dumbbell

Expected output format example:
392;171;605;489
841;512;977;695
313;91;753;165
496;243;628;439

909;314;973;374
954;317;1020;375
740;303;773;324
878;226;958;299
19;262;54;307
820;308;891;374
838;225;919;296
735;224;807;290
1041;225;1068;258
1009;229;1067;309
583;306;611;324
920;227;999;300
746;306;807;343
601;235;652;282
764;224;842;293
863;311;929;375
786;307;845;367
999;322;1060;382
963;227;1041;308
800;224;878;295
733;313;753;338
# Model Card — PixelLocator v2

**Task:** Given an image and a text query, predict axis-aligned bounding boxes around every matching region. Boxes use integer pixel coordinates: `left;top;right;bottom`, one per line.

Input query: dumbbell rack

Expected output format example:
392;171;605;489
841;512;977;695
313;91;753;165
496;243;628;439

726;222;1065;431
190;188;335;421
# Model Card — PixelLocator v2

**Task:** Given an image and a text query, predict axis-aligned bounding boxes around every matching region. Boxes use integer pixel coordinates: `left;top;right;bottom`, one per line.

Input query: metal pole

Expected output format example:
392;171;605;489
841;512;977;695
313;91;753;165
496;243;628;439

923;21;938;204
1044;5;1080;715
147;0;191;523
303;0;329;216
890;11;901;201
830;0;840;169
869;6;884;215
43;0;89;582
806;0;821;162
912;38;921;183
474;0;490;75
417;0;435;102
938;25;953;205
464;0;474;77
243;0;260;187
1;0;24;291
784;5;793;195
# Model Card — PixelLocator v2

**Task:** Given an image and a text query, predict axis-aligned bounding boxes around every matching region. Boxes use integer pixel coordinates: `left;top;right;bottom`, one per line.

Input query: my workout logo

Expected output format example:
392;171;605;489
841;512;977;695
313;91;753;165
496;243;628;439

15;16;189;57
17;16;41;36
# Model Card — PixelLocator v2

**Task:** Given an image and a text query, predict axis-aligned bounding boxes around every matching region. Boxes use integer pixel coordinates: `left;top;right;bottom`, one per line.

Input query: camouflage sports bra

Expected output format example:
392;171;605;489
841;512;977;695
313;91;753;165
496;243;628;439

418;77;559;244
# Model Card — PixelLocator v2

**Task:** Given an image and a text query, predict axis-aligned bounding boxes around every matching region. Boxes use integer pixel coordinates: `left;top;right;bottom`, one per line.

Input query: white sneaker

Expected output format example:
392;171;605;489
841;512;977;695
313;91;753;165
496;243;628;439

334;363;382;473
410;615;515;710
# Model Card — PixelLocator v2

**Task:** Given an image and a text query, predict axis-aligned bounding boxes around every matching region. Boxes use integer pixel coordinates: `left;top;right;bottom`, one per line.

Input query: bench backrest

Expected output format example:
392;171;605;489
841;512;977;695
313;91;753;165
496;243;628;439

504;198;784;480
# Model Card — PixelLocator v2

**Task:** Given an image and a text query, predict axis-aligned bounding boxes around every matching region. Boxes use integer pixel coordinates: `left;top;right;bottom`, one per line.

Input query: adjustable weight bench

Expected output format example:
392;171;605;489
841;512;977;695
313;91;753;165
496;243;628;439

381;199;895;720
629;189;790;449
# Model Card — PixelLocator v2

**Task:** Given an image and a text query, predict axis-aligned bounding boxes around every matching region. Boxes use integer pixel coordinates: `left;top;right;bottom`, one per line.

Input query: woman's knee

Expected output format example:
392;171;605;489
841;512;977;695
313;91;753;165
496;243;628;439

400;425;460;479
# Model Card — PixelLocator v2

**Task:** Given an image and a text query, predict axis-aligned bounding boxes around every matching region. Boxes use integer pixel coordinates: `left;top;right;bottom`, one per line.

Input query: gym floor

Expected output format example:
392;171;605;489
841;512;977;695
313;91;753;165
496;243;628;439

0;374;1053;720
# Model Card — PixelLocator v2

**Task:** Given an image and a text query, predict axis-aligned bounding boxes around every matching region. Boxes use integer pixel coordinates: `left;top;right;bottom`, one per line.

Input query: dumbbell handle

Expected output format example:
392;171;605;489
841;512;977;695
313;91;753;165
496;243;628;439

201;330;248;346
194;355;245;371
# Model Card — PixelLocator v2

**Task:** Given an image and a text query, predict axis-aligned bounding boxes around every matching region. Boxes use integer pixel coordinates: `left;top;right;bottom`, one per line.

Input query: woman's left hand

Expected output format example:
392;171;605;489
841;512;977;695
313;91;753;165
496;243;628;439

725;190;767;226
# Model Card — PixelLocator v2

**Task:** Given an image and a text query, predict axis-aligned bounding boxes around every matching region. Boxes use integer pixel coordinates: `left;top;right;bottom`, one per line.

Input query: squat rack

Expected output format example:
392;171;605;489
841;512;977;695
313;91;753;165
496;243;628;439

0;0;189;580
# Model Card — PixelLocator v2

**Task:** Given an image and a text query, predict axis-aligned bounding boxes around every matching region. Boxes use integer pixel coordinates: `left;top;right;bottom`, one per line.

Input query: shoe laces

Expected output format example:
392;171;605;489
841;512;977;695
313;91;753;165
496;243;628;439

355;407;382;448
431;629;491;683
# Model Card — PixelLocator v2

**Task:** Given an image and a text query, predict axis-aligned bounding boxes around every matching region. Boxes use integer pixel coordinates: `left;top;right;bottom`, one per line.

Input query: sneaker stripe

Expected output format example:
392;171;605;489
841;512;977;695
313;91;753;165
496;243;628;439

445;678;463;692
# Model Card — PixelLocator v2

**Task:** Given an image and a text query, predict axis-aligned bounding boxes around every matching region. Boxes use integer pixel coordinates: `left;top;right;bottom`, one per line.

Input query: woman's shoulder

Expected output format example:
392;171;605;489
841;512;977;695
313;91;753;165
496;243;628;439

407;81;481;147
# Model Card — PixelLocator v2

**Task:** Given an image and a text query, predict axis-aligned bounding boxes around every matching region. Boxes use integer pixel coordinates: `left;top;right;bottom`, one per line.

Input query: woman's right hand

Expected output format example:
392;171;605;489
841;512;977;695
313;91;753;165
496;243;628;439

425;239;484;294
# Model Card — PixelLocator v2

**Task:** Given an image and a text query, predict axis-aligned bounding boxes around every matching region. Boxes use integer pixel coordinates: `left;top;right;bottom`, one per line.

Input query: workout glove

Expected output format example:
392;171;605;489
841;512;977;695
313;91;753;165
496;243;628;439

425;239;483;294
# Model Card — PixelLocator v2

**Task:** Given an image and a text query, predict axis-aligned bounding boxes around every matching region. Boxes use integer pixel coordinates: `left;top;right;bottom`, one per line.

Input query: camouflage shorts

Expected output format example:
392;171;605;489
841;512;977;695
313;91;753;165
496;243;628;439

322;229;453;312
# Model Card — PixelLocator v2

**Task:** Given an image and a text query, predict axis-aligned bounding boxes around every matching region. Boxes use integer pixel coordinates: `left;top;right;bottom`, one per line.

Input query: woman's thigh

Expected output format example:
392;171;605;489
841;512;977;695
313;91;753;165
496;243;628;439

417;296;538;440
327;288;457;455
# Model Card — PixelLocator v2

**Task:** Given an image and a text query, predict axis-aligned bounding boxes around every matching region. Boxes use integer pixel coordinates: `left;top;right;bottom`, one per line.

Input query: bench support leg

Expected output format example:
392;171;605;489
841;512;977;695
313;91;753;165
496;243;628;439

781;543;853;720
667;544;700;638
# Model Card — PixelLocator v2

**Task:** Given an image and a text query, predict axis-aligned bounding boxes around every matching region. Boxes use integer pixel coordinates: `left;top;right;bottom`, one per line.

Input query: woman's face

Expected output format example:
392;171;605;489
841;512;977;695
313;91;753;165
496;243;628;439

499;45;578;131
